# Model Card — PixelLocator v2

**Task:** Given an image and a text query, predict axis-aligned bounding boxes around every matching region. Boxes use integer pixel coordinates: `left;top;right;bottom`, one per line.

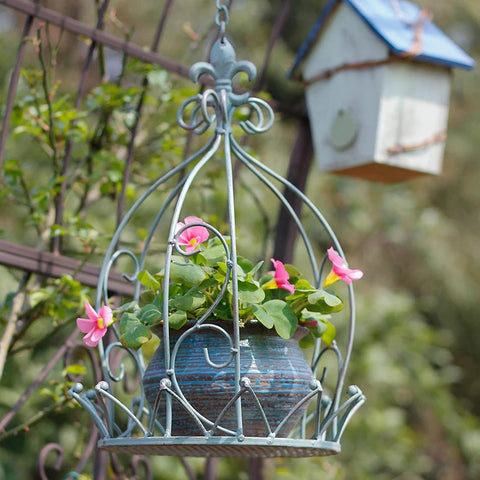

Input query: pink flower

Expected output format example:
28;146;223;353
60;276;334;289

263;258;295;294
76;301;113;347
323;247;363;287
176;216;209;252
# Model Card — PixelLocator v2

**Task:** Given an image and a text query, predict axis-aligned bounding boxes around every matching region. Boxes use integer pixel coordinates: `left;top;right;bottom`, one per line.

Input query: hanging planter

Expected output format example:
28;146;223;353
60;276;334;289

70;2;365;459
143;322;313;437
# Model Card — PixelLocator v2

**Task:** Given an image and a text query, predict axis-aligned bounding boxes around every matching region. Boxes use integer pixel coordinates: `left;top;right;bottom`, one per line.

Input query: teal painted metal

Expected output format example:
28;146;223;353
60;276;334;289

69;11;364;458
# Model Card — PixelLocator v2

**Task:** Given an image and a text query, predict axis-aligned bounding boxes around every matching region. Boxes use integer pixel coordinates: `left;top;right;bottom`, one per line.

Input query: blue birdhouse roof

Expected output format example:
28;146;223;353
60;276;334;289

290;0;475;76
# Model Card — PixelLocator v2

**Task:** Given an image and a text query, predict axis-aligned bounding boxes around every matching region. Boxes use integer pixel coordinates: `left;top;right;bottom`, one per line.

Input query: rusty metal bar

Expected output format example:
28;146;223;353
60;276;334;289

0;240;134;295
0;0;190;77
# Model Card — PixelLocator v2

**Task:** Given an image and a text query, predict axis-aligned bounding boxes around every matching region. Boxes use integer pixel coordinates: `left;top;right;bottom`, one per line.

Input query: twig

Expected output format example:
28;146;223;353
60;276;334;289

0;272;30;379
0;396;69;441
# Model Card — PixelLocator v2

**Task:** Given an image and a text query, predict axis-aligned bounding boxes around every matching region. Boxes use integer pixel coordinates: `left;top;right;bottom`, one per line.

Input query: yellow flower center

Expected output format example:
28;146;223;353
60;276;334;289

97;317;104;329
189;238;198;247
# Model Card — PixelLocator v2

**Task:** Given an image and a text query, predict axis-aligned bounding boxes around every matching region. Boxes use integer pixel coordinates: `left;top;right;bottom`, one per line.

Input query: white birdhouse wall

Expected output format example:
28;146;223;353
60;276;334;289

301;2;455;182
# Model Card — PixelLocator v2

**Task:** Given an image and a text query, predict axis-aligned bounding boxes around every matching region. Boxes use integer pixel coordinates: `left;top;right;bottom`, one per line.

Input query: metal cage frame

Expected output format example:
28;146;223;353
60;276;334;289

68;18;365;458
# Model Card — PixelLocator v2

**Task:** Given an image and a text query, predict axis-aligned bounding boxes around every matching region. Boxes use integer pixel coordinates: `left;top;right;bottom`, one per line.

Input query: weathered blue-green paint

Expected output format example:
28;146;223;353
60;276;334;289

69;7;364;458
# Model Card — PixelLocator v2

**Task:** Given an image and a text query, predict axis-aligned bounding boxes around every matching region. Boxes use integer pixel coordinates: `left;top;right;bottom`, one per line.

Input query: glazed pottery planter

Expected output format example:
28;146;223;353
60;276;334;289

143;322;314;437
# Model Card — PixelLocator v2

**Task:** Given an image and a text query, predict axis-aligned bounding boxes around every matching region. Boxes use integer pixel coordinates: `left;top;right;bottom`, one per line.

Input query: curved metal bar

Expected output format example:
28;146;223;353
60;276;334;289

38;443;64;480
161;134;223;434
67;384;110;438
148;379;211;436
63;342;102;386
161;134;222;353
229;135;346;262
239;97;275;134
94;134;221;315
95;382;149;436
208;385;249;436
122;396;147;437
312;341;343;375
231;136;319;280
333;387;366;442
230;133;357;439
170;324;235;398
177;94;211;132
273;382;322;437
137;134;220;275
319;386;365;441
171;222;233;328
129;456;153;480
201;89;222;125
103;249;140;303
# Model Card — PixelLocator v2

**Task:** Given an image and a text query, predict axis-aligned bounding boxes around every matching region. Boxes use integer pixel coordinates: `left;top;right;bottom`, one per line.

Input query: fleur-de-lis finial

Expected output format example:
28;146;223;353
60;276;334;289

189;38;257;108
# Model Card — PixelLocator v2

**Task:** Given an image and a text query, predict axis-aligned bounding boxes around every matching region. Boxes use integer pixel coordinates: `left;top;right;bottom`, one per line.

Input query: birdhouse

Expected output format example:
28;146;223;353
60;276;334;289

290;0;474;182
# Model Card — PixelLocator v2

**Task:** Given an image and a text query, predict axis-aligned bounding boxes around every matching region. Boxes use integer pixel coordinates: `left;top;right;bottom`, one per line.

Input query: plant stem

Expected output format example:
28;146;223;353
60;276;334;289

0;272;31;379
0;396;69;441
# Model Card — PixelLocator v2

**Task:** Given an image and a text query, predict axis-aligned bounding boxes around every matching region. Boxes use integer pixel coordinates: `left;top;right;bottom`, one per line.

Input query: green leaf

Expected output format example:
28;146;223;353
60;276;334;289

293;278;316;291
253;300;297;338
307;289;344;313
237;256;254;274
119;312;141;334
299;331;315;349
284;264;302;282
120;322;151;349
169;310;187;329
63;364;87;376
139;304;163;326
320;319;336;347
236;280;265;305
199;244;227;266
170;261;207;287
137;270;160;291
169;290;206;312
29;289;51;308
252;304;274;328
116;300;138;313
273;305;298;339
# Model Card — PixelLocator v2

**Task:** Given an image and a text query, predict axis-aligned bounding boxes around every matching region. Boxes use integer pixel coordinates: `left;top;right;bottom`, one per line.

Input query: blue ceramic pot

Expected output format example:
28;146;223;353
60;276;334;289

143;322;314;437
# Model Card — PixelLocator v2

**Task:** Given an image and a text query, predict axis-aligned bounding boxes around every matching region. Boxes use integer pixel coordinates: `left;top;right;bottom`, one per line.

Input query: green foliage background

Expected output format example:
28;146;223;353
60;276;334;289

0;0;479;478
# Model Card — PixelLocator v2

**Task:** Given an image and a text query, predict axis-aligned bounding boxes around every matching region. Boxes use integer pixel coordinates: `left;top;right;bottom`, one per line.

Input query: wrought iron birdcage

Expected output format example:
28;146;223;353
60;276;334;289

69;3;365;459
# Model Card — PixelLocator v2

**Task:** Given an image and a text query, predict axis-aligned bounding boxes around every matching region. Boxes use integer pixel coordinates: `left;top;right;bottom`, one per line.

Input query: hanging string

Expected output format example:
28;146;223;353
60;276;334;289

215;0;230;43
390;0;432;26
390;0;432;56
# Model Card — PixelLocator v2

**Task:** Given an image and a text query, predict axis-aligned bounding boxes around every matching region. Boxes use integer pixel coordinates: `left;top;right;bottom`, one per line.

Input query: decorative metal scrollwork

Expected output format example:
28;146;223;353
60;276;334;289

70;11;364;461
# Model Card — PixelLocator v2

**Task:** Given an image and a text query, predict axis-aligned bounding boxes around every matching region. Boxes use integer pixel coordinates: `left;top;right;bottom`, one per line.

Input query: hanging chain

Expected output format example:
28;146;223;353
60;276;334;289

215;0;230;42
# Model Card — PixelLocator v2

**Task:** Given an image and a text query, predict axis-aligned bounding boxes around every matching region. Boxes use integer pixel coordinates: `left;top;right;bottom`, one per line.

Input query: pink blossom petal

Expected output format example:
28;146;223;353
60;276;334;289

270;258;295;294
77;317;96;333
82;329;98;347
98;305;113;326
184;215;204;225
90;327;107;343
85;301;98;321
327;247;345;268
271;259;289;282
325;247;363;285
176;216;209;252
175;221;185;234
82;326;107;347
